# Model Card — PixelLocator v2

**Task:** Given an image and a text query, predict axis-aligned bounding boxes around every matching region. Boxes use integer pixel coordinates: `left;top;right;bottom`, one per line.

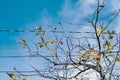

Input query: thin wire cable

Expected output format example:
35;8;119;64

0;29;120;35
0;71;120;78
0;50;62;53
0;50;119;58
0;70;48;73
0;49;119;53
0;55;57;58
0;29;95;34
0;69;76;73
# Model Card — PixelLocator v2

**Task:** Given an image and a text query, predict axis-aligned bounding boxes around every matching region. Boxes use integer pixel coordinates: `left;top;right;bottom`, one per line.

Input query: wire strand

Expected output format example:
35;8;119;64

0;29;95;34
0;49;119;53
0;70;48;73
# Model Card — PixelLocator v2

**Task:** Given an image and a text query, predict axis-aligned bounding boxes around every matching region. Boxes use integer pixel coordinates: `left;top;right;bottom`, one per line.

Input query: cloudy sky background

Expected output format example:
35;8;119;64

0;0;120;80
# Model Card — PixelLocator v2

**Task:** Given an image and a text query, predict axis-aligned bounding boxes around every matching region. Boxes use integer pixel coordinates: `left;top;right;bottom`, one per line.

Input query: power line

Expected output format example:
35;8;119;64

0;50;55;52
0;49;119;53
0;50;119;59
0;70;48;73
0;55;55;58
0;29;120;35
0;69;75;73
0;29;96;34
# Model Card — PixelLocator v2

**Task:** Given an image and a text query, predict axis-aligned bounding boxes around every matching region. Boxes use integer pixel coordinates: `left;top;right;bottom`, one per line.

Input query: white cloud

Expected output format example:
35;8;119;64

58;0;97;23
23;9;54;29
111;0;120;10
110;0;120;33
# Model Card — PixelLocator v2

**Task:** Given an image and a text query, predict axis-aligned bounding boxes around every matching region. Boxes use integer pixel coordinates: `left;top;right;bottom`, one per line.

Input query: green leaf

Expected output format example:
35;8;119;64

111;30;116;34
104;40;108;45
38;26;42;30
39;42;44;48
36;26;42;32
19;39;26;48
107;30;111;35
109;35;114;40
36;33;39;36
7;73;17;79
19;39;25;44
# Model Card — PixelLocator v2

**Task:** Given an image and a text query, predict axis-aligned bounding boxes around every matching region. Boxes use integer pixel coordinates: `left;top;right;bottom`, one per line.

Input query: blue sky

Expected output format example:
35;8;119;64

0;0;65;80
0;0;120;80
0;0;64;49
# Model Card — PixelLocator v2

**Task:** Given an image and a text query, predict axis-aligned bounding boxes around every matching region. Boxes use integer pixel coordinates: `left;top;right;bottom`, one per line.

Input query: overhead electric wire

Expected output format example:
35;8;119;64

0;71;120;78
0;49;119;53
0;30;120;78
0;50;65;53
0;55;57;58
0;68;79;73
0;50;119;59
0;70;49;73
0;29;120;36
0;29;96;34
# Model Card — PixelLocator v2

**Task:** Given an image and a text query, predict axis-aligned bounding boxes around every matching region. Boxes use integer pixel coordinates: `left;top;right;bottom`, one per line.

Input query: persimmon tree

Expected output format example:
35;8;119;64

8;0;120;80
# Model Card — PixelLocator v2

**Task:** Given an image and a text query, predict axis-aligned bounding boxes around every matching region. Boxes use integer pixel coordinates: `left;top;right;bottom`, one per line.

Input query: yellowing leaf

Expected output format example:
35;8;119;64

97;27;101;36
12;77;17;80
97;27;104;36
59;41;64;45
77;55;83;60
86;49;96;55
49;50;54;56
50;40;54;44
36;26;42;31
115;56;119;63
91;51;96;55
107;43;112;50
90;49;96;55
22;78;29;80
86;50;90;54
46;40;54;44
